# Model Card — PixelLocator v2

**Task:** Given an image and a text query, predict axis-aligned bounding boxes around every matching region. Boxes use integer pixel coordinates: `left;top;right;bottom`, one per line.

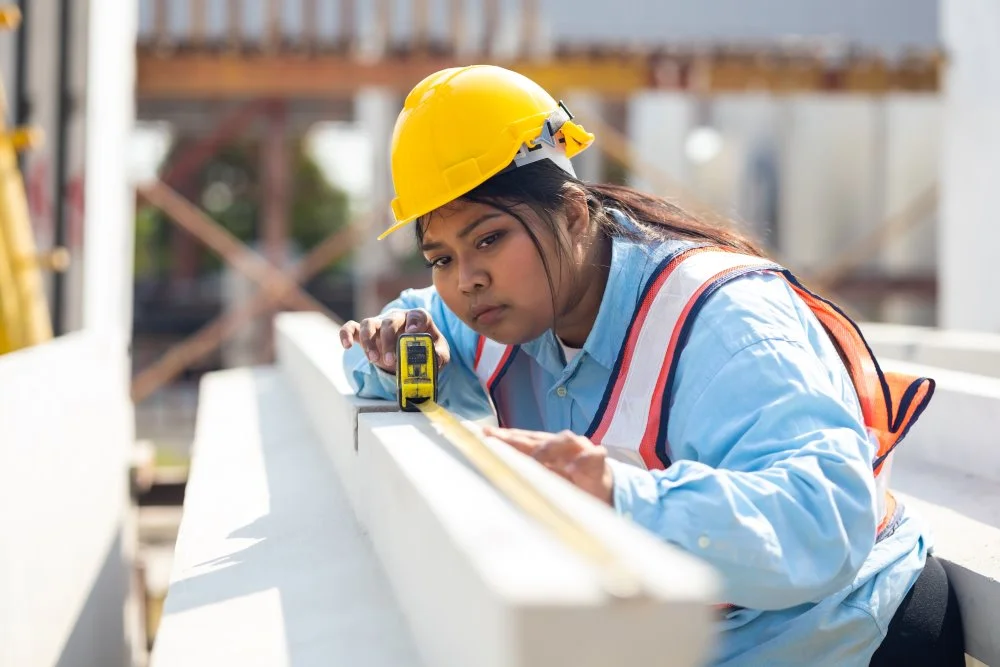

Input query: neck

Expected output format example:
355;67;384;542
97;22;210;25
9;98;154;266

554;232;612;348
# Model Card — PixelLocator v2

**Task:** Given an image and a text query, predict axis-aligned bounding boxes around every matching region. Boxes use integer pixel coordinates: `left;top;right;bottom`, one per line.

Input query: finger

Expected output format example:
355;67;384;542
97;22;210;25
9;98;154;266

339;321;360;349
533;433;585;470
433;337;451;368
359;319;380;362
483;426;550;444
484;428;543;456
404;308;431;333
565;448;613;505
379;317;401;367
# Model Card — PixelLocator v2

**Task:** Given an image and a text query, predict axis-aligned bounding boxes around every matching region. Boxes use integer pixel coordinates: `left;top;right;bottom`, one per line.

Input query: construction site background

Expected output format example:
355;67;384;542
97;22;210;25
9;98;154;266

3;1;998;665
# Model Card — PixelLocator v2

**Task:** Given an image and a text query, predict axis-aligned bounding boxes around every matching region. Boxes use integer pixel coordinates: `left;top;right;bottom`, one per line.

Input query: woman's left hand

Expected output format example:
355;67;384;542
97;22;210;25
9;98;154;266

481;426;614;506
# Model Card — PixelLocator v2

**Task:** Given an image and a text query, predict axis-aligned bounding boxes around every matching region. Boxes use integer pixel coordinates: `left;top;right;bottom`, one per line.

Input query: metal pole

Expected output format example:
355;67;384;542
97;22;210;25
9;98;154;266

51;0;71;335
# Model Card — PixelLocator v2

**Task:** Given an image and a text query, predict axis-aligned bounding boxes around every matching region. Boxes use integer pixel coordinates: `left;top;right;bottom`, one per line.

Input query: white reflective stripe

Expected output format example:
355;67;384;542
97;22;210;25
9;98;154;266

474;337;511;386
598;251;778;455
511;139;577;177
604;445;649;470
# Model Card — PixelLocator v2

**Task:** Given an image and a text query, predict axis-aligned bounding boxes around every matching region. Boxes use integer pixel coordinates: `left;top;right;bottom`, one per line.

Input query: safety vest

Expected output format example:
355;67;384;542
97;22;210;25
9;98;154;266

473;244;935;550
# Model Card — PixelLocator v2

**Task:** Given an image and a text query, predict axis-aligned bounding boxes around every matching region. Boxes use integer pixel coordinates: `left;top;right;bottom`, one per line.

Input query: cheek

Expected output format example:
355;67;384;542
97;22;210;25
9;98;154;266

500;236;554;311
431;273;461;313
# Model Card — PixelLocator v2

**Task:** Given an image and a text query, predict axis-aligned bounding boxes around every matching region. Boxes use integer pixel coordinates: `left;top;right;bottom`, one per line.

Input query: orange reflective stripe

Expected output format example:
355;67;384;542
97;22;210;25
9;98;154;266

786;284;880;428
875;371;935;469
877;490;898;536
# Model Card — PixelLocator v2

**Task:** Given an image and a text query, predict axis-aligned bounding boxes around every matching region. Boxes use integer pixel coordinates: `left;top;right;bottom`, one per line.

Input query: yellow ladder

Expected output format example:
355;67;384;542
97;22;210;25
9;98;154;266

0;5;56;354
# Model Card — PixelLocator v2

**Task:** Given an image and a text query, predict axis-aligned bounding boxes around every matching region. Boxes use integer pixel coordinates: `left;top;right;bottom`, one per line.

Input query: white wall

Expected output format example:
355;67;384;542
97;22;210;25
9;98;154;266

880;94;940;326
625;91;694;197
939;0;1000;332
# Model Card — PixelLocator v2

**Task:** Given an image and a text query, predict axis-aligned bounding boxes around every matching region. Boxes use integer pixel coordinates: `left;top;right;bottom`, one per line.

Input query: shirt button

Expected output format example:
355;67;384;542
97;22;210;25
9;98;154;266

555;386;568;397
697;536;711;549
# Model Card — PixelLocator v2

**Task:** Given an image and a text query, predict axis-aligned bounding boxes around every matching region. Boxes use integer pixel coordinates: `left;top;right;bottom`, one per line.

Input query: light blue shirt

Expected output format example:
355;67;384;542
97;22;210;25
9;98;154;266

344;213;929;666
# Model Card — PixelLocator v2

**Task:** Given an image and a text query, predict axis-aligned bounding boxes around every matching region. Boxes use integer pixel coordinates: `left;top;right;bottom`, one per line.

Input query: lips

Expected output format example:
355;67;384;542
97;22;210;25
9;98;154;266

470;304;506;326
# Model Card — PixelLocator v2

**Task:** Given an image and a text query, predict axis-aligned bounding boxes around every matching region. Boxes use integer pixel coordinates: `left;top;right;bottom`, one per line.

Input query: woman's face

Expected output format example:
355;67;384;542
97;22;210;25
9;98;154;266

419;200;569;345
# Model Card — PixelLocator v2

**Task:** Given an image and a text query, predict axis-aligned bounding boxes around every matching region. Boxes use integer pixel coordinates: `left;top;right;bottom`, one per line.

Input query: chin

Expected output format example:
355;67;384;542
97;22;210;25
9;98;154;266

473;321;545;346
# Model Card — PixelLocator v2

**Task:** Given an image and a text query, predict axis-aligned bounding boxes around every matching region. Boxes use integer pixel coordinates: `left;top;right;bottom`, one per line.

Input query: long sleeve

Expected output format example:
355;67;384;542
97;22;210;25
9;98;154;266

609;273;879;611
343;285;495;421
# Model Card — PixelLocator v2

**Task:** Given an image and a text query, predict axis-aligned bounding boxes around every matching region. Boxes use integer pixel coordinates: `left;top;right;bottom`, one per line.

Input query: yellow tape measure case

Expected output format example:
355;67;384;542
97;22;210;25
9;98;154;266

396;333;438;412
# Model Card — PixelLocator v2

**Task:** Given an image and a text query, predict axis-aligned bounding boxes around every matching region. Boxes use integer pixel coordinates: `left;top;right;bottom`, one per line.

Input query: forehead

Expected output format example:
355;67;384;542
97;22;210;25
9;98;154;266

419;200;503;242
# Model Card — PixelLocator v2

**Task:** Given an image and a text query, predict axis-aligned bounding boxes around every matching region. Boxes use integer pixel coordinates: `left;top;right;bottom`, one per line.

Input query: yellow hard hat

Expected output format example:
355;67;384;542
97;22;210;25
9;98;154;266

379;64;595;240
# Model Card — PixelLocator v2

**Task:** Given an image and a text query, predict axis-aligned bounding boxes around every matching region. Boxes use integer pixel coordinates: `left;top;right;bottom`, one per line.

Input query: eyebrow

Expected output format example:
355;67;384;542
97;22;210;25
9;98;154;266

420;212;503;252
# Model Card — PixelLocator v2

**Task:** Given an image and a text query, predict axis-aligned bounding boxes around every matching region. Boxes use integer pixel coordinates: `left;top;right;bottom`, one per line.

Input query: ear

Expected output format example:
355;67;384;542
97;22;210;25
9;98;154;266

561;185;591;242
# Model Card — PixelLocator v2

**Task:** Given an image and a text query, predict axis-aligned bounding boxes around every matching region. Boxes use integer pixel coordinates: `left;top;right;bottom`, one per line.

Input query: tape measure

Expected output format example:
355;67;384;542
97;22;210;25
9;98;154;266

395;333;644;600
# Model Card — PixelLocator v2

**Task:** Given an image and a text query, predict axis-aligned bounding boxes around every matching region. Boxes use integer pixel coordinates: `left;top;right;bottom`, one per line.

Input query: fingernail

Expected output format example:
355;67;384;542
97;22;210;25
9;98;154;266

368;350;378;361
406;324;418;332
384;352;395;365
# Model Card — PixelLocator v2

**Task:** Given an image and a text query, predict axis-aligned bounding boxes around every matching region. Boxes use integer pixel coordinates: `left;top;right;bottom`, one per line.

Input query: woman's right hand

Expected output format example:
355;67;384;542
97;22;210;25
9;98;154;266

339;308;451;374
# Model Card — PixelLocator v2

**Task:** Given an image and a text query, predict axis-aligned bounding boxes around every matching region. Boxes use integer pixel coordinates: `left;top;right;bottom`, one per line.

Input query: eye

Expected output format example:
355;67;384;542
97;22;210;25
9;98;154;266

476;231;503;249
424;255;451;269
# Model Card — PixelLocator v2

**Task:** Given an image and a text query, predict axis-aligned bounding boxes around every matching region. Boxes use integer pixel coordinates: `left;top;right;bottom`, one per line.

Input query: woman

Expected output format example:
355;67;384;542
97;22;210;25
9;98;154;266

340;65;964;666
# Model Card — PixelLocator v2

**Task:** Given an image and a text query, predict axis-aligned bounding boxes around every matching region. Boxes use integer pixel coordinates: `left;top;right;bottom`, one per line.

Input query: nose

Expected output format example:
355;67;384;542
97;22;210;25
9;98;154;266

457;258;489;295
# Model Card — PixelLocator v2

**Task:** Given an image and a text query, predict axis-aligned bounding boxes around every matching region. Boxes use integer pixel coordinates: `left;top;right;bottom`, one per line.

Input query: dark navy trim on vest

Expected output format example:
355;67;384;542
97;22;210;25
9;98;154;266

488;346;520;428
652;264;782;468
583;244;701;440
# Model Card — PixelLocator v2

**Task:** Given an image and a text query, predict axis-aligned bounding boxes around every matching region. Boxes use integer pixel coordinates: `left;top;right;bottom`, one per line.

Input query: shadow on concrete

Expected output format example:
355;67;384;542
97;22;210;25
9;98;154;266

54;528;128;667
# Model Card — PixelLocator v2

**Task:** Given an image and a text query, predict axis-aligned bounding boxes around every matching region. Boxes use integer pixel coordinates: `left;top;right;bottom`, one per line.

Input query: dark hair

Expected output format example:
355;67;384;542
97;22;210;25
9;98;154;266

414;159;766;330
416;159;764;252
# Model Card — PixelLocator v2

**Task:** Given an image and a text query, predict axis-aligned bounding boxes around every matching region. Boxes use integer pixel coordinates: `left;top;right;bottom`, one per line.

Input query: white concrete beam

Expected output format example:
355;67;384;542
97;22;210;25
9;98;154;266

0;334;131;667
274;312;722;667
862;322;1000;378
150;367;422;667
274;312;396;518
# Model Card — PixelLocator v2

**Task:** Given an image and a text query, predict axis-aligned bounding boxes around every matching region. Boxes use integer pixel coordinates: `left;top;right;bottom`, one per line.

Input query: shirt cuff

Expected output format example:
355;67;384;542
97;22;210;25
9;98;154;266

372;363;397;393
607;458;663;525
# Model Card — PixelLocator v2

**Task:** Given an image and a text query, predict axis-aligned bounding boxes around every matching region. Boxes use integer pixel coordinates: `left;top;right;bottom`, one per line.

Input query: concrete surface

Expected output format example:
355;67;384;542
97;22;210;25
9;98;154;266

883;358;1000;485
274;312;397;518
276;311;721;667
894;461;1000;667
150;366;422;667
885;352;1000;666
154;312;1000;667
0;333;132;667
863;322;1000;379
